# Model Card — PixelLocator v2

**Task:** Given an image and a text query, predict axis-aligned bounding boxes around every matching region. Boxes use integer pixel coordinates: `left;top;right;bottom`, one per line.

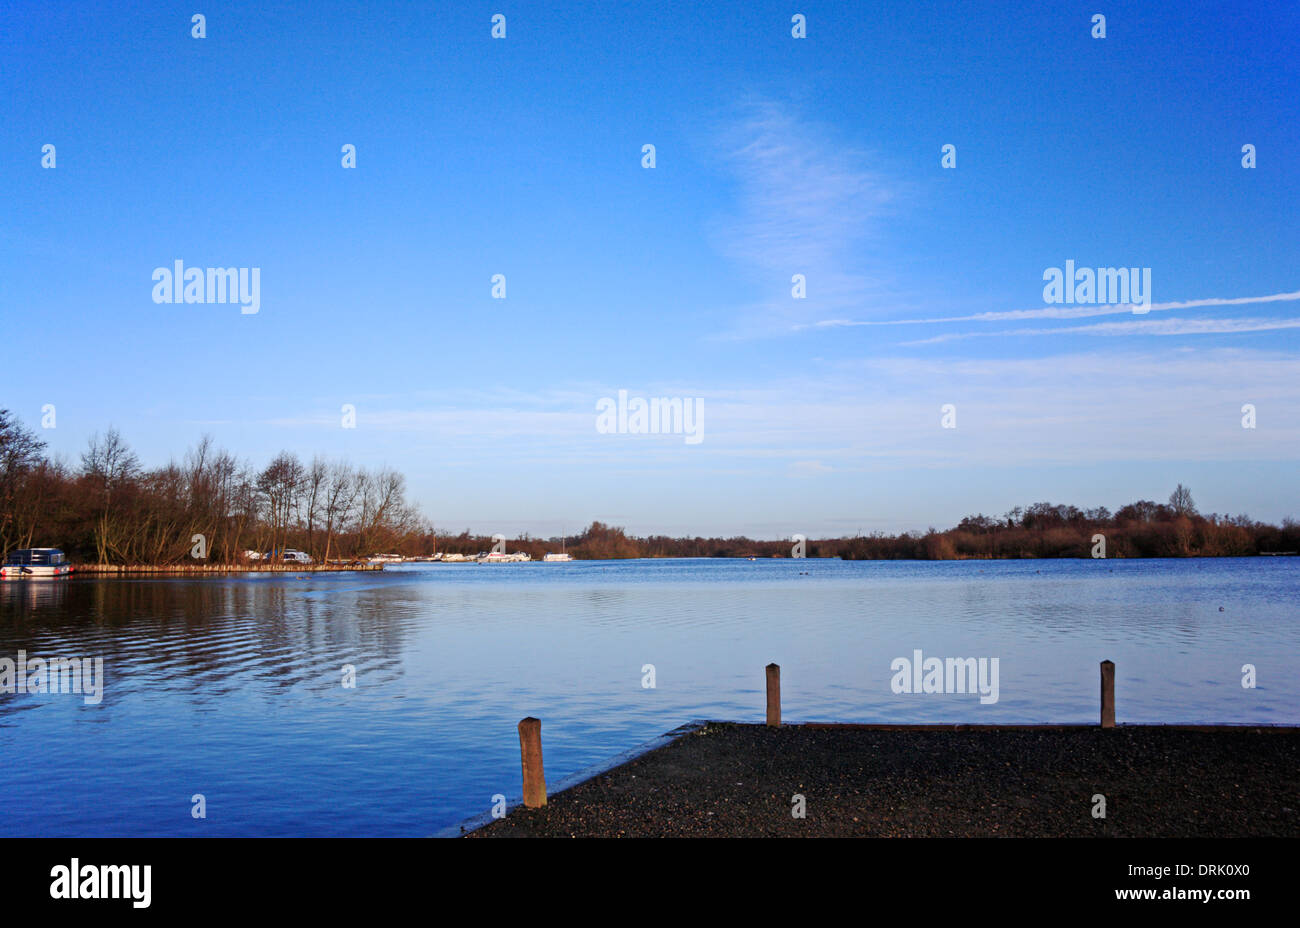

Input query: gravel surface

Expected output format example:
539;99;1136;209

467;723;1300;837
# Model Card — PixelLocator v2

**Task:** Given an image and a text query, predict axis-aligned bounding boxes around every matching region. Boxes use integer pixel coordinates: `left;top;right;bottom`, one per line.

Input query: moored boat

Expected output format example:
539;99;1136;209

1;548;73;580
478;551;531;563
544;534;573;562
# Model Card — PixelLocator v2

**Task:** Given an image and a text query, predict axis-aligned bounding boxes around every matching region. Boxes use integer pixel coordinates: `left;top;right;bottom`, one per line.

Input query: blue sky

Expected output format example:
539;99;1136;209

2;0;1298;536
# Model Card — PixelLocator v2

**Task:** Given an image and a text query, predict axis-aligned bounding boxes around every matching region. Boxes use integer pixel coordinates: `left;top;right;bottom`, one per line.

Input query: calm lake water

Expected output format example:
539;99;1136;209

1;558;1296;837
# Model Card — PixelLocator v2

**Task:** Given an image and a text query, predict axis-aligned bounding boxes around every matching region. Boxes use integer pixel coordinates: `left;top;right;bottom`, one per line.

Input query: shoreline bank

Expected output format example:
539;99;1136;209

68;563;385;575
466;722;1300;838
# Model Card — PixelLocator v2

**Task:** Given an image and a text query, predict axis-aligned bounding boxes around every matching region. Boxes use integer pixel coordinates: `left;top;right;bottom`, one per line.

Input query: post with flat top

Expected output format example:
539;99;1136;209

518;717;547;807
1100;660;1115;728
766;663;781;727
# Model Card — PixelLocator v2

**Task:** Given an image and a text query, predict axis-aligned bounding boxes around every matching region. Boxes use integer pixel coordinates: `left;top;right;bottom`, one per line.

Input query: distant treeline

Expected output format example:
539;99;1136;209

437;485;1298;560
833;491;1300;559
3;410;1296;564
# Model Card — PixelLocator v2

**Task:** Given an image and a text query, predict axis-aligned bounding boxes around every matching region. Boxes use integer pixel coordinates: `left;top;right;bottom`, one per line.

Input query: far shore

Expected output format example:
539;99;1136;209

63;551;1300;575
33;551;1300;579
70;563;385;574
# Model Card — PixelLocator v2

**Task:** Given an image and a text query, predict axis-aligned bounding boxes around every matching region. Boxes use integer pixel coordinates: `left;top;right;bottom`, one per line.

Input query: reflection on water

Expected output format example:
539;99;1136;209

0;558;1297;836
1;577;415;710
0;576;70;612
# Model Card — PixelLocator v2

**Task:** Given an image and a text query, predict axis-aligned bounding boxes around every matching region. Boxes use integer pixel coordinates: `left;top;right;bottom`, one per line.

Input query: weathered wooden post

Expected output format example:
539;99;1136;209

766;663;781;726
1100;660;1115;728
518;717;547;807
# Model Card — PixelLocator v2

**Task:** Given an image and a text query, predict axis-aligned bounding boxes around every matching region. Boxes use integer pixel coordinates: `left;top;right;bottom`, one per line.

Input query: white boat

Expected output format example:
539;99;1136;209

1;548;73;580
441;553;468;562
544;532;573;562
479;551;531;563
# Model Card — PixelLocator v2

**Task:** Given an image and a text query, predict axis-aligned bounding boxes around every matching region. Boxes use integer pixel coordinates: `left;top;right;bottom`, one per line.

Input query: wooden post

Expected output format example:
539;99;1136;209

1100;660;1115;728
766;663;781;726
518;717;547;807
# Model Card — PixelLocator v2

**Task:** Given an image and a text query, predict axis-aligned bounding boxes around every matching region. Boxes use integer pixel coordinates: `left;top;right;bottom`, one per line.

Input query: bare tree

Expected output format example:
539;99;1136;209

0;410;47;555
304;455;328;559
354;467;414;555
321;461;356;563
81;428;141;564
257;452;305;560
1169;484;1197;517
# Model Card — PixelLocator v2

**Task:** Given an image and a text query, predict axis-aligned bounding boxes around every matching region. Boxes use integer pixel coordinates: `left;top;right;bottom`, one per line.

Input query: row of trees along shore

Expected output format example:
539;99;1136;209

2;410;1298;563
537;488;1300;559
0;411;424;565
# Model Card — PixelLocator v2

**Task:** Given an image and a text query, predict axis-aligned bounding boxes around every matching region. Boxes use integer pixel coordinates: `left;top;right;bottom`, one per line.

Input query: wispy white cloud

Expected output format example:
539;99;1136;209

708;100;901;338
907;314;1300;344
257;351;1300;469
789;460;834;476
801;290;1300;331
